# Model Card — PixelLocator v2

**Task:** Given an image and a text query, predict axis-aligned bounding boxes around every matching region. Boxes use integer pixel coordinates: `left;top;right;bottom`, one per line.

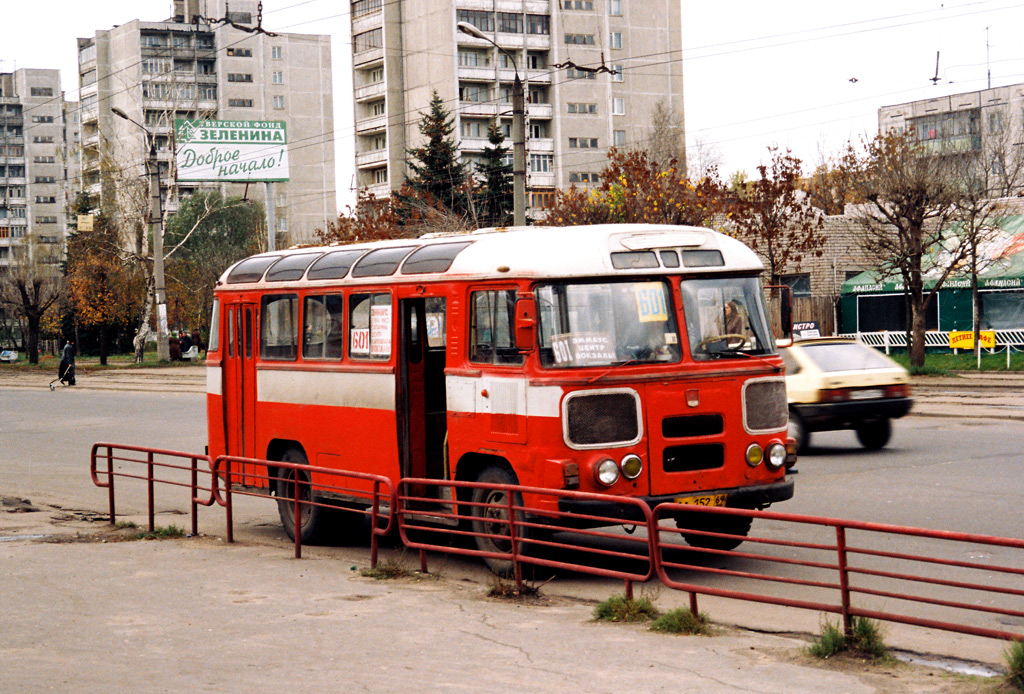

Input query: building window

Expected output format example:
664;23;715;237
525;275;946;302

527;53;545;70
530;153;553;173
35;196;56;204
609;0;622;16
272;95;285;110
461;120;486;138
610;32;622;49
272;70;284;84
370;67;384;82
276;217;288;232
227;73;253;83
354;29;383;52
459;84;490;103
33;156;56;164
373;134;387;150
35;216;58;224
612;98;625;115
32;136;54;143
530;123;546;139
565;33;595;45
456;9;494;32
611;65;624;82
200;85;217;100
497;12;523;33
567;102;597;114
458;50;489;67
370;100;385;116
568;172;600;183
527;14;550;35
569;137;599;149
781;274;812;298
613;130;626;146
226;47;252;57
373;168;388;184
34;177;55;184
530;190;554;208
228;98;253;108
566;67;597;80
563;0;593;8
173;35;190;48
352;0;382;18
140;34;165;48
271;45;283;60
31;115;55;124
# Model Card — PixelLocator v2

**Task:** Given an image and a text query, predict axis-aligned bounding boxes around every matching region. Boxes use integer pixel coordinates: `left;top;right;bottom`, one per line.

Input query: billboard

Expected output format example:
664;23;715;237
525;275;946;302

174;119;289;182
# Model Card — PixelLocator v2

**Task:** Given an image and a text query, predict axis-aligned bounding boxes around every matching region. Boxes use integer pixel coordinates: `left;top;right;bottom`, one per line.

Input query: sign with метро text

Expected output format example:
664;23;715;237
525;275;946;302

175;119;289;182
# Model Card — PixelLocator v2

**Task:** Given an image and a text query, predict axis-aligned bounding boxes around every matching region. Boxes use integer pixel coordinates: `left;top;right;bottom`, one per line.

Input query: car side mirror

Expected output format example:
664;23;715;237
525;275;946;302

514;295;537;352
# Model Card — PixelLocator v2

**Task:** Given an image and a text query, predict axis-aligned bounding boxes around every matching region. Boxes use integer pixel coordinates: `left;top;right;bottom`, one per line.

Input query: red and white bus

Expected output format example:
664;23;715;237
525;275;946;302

206;224;794;560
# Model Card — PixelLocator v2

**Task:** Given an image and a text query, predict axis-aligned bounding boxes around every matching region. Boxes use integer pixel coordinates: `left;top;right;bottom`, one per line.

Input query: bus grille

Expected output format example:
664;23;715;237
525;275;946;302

565;392;639;446
663;443;724;472
743;379;788;432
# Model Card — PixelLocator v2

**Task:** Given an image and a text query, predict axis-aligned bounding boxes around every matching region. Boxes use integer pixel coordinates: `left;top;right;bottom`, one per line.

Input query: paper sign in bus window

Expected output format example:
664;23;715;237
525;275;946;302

635;283;668;323
551;333;616;366
351;328;370;354
370;305;392;356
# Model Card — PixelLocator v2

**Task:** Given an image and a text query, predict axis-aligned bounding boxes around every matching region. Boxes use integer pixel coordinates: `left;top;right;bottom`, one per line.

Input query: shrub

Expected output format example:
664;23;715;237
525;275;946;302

650;608;710;635
808;618;888;660
593;594;660;623
1005;639;1024;691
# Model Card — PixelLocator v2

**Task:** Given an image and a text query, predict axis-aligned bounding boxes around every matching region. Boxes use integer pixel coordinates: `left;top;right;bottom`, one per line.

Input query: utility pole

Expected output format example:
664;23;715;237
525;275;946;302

111;107;169;361
457;21;527;226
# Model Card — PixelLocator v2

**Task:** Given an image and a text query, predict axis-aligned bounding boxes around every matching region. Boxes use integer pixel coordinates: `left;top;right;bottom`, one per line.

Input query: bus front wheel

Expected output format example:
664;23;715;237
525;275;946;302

676;511;752;551
470;465;528;576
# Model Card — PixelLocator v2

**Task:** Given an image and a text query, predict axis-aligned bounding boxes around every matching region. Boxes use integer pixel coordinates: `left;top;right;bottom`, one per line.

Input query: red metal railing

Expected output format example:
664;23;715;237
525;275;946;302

211;455;396;564
652;503;1024;642
89;442;216;536
398;478;654;597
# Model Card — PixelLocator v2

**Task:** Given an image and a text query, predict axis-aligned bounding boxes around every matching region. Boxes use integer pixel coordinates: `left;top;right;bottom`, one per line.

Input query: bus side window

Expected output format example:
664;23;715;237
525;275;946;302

350;292;392;360
260;294;298;361
470;289;524;366
303;295;344;360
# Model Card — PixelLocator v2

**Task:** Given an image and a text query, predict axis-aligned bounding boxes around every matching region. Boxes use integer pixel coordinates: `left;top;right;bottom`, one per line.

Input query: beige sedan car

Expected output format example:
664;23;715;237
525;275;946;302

780;338;913;451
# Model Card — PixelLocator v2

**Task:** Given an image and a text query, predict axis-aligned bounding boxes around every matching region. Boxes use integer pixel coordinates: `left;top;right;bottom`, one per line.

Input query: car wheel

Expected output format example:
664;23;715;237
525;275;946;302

789;411;809;452
856;419;892;450
677;511;753;551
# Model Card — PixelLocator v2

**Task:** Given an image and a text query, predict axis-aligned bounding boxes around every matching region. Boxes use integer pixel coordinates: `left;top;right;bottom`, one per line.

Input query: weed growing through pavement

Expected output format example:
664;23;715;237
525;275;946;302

1005;639;1024;692
808;618;889;661
650;607;711;635
361;557;411;580
593;594;660;623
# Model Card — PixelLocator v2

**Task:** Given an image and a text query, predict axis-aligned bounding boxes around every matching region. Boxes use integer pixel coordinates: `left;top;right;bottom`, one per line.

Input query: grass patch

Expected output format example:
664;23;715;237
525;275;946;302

361;557;411;580
1005;639;1024;692
650;607;710;635
120;524;186;541
807;618;889;661
593;594;660;623
887;351;1024;373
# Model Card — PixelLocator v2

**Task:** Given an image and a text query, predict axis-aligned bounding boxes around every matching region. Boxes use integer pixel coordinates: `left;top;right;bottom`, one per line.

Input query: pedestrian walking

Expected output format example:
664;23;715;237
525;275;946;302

58;339;76;386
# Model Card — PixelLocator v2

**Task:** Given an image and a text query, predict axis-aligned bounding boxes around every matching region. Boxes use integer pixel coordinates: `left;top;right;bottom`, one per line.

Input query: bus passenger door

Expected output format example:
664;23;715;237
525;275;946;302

223;302;259;483
398;297;448;499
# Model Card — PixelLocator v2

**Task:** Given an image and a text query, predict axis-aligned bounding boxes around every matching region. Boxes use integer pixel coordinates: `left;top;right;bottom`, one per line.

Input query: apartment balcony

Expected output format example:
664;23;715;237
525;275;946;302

525;69;550;84
0;116;24;127
355;114;387;133
4;177;26;186
528;137;554;152
529;172;555;188
354;47;384;67
354;81;386;102
82;130;100;148
459;102;499;118
4;197;26;206
81;106;98;123
527;103;553;119
460;137;489;152
355;148;388;168
1;136;25;146
352;13;383;34
358;182;391;199
458;66;495;81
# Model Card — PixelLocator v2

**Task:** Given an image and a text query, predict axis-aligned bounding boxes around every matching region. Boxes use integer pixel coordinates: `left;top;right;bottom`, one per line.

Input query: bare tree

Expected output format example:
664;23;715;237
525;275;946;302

646;99;686;173
686;136;722;183
847;130;967;367
0;236;64;363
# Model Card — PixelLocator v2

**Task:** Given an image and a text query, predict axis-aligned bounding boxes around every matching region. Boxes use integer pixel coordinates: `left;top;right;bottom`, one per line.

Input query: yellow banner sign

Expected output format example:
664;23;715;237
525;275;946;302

77;214;94;231
948;331;995;349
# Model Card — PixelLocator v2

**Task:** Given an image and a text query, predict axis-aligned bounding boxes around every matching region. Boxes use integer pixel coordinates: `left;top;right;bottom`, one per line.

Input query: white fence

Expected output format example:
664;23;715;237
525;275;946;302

838;330;1024;352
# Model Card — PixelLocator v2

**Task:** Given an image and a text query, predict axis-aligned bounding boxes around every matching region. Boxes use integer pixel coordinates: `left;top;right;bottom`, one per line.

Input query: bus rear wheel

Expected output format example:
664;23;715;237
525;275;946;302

676;511;752;551
470;465;529;577
275;447;331;545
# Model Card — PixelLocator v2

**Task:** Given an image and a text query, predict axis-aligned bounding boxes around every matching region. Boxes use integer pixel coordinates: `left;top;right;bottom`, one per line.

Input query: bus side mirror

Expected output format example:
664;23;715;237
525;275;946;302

515;296;537;351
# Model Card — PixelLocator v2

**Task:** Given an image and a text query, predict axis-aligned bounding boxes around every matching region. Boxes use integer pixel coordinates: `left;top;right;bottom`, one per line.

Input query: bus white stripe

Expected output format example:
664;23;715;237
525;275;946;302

257;369;396;410
445;375;562;417
206;365;222;395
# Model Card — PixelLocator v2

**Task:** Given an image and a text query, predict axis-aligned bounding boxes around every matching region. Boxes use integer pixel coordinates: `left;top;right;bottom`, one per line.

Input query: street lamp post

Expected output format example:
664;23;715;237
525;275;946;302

456;21;526;226
111;106;169;362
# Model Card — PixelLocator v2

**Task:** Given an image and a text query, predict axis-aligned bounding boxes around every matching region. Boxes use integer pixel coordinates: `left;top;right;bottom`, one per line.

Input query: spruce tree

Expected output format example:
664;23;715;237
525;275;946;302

406;90;467;215
475;120;513;226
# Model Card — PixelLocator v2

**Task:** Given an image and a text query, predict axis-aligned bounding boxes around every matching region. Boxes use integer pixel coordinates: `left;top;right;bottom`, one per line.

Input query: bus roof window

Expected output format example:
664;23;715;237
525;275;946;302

610;251;658;269
351;246;416;278
307;249;365;280
682;250;724;267
265;253;322;282
226;255;280;284
401;241;474;275
660;250;680;268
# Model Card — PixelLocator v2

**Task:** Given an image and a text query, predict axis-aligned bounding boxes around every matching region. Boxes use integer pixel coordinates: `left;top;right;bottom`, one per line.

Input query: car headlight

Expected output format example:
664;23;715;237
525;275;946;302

620;454;643;480
765;443;786;470
745;444;764;467
595;458;620;486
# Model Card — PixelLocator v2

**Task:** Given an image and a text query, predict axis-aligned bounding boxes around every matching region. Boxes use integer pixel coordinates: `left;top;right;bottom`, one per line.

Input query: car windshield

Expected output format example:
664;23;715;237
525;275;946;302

536;280;682;367
800;342;897;372
679;276;775;360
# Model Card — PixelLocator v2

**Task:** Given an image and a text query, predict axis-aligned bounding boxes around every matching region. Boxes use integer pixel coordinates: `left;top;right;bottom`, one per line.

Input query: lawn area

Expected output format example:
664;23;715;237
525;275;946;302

886;350;1024;374
1;351;204;372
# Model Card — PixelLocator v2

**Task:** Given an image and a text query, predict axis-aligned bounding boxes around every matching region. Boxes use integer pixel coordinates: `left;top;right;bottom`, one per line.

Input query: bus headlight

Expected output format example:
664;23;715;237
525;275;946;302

745;444;764;467
765;443;786;470
595;458;620;486
620;454;643;480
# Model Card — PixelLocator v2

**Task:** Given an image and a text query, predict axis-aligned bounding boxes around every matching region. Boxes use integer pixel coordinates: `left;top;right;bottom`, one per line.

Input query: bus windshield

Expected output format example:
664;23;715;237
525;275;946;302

537;280;682;367
679;276;775;360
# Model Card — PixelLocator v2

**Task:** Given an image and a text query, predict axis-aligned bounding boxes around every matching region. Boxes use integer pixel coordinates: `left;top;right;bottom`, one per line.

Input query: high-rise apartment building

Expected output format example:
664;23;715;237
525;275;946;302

879;83;1024;197
78;0;334;243
350;0;684;214
0;68;69;267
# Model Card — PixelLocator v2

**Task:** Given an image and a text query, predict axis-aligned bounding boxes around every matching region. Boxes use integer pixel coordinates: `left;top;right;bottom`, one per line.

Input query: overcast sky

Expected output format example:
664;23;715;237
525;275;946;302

3;0;1024;209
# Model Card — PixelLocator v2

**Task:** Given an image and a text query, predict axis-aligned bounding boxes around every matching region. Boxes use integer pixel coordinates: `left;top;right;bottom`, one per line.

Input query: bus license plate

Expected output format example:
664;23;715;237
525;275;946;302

675;493;727;507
